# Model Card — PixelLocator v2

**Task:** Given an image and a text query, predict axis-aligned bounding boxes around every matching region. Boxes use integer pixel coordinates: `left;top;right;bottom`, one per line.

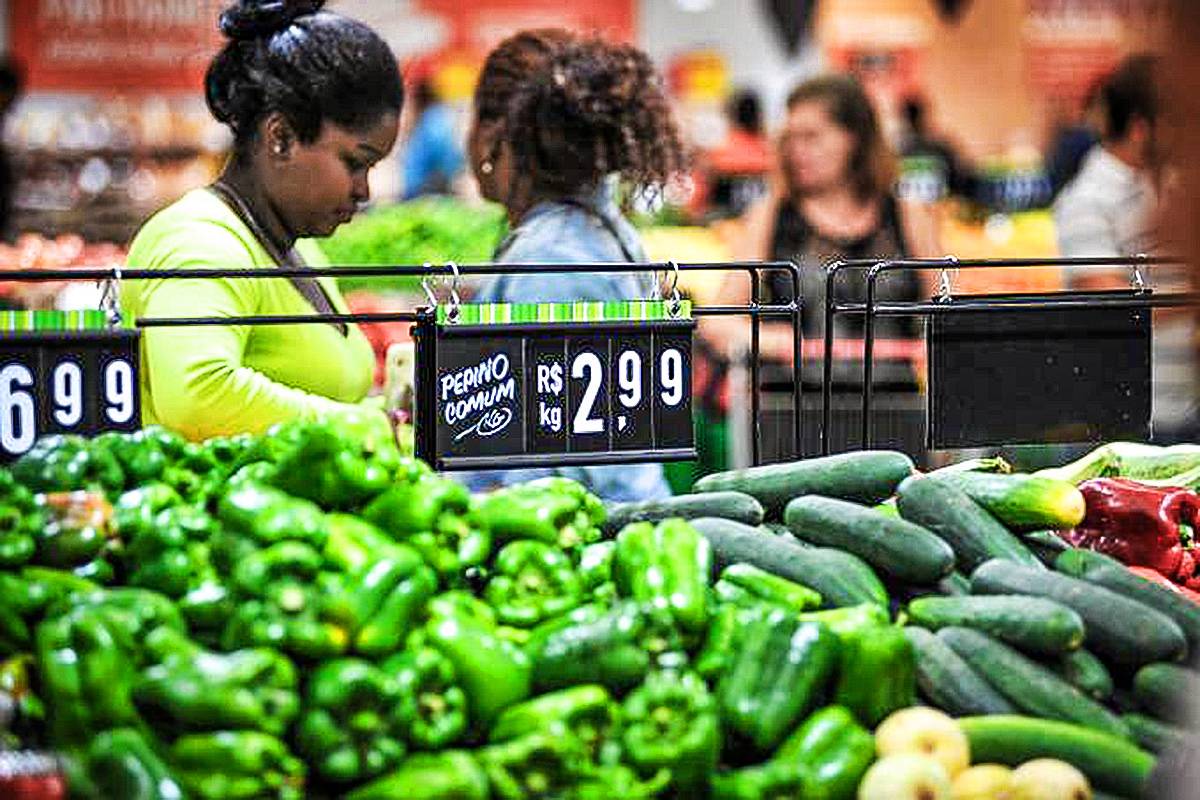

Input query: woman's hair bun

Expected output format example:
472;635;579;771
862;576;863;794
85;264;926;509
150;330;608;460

218;0;327;41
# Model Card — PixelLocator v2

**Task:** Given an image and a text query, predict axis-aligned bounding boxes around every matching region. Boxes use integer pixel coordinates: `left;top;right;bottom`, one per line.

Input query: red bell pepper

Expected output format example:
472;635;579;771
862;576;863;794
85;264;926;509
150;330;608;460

1064;478;1200;587
1126;566;1200;604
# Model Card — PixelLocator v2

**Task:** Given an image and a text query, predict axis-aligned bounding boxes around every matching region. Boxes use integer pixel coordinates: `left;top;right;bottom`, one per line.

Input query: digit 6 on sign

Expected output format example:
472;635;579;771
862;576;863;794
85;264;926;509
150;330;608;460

0;363;36;455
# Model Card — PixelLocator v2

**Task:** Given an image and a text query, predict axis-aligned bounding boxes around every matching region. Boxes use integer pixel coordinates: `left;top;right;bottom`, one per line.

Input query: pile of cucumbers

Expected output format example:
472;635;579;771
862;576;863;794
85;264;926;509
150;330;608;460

608;450;1200;798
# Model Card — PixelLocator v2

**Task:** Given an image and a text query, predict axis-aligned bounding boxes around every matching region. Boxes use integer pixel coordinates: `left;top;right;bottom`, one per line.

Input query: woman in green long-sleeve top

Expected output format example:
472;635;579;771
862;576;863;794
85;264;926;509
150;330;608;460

122;0;402;440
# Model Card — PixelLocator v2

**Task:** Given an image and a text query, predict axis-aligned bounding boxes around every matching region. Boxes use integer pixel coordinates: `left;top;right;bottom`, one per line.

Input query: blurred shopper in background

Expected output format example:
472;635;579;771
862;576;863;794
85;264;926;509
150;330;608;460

899;94;973;201
699;88;771;218
1045;84;1103;199
401;78;464;200
708;74;937;364
461;28;687;501
1054;54;1161;261
0;58;25;242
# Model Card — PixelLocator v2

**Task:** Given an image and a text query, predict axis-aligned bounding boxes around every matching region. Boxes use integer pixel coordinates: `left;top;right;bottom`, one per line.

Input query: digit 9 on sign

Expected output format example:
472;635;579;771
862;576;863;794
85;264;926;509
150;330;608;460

52;361;84;428
104;359;135;424
660;348;684;406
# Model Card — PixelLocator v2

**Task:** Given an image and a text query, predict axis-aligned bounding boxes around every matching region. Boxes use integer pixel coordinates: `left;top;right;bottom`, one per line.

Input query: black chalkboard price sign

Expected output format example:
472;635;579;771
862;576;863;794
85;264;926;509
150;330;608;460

0;326;141;462
414;302;697;471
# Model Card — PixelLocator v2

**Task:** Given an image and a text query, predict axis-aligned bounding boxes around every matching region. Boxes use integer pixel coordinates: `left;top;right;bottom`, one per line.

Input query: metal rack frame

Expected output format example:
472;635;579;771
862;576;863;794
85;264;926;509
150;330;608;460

0;260;803;467
822;255;1192;453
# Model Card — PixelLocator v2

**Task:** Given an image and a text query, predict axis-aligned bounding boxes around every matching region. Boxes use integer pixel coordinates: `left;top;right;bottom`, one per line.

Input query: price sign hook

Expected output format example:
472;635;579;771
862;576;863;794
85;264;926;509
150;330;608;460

445;261;463;324
935;255;959;304
666;261;683;318
1131;253;1149;293
99;264;123;328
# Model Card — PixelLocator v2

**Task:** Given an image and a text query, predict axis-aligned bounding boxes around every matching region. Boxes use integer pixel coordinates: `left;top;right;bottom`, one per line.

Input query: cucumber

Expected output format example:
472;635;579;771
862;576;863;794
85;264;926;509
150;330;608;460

604;491;764;533
693;450;914;517
958;715;1156;797
971;559;1188;668
903;626;1015;716
1054;648;1114;701
938;627;1129;738
934;472;1086;530
1055;548;1200;651
689;517;888;608
926;456;1013;477
936;572;972;596
1022;530;1073;567
1133;662;1200;725
784;496;955;584
907;595;1085;656
896;476;1043;573
1122;712;1189;754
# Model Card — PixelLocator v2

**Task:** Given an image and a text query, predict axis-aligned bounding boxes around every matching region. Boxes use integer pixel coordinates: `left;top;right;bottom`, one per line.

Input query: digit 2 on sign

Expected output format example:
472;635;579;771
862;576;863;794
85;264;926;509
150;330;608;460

571;351;605;434
0;362;36;455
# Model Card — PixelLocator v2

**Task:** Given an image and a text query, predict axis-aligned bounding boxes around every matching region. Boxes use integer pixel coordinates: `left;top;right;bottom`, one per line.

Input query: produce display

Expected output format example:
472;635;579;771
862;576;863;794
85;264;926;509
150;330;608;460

0;428;1196;799
317;199;508;295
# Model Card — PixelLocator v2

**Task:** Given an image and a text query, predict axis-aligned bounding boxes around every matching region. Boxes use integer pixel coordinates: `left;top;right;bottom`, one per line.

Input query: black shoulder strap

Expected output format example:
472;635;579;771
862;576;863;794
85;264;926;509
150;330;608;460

209;182;347;335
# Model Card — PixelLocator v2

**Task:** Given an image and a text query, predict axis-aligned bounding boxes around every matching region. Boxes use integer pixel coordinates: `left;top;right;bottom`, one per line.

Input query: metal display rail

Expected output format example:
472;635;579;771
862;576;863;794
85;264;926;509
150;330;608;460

821;255;1192;453
0;260;802;468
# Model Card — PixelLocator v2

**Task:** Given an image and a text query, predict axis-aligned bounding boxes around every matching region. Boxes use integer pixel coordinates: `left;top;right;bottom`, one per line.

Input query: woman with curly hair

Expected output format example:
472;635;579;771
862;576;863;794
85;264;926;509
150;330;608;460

464;28;688;500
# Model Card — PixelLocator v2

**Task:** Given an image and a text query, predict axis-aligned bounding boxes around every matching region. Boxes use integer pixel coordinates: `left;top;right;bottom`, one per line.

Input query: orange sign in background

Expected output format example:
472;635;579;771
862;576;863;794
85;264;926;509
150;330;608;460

10;0;225;93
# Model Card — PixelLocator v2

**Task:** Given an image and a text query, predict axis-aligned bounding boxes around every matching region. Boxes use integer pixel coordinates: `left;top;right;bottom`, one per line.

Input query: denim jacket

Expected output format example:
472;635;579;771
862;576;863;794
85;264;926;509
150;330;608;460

460;185;673;502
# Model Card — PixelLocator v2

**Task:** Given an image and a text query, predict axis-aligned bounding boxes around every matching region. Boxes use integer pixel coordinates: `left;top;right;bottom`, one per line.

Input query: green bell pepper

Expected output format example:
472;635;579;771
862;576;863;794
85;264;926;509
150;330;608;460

474;477;605;551
425;607;531;728
60;587;186;665
271;420;403;510
0;469;43;568
121;502;217;599
712;762;812;800
86;727;185;800
34;490;114;568
774;706;876;800
577;540;615;592
491;684;619;761
479;731;590;800
614;519;711;635
324;513;406;573
0;653;45;744
427;590;498;626
295;658;407;784
35;606;140;747
134;639;300;737
386;646;469;750
92;429;171;487
715;563;822;614
12;434;125;494
486;540;583;627
346;751;489;800
622;670;720;795
364;476;491;583
831;623;915;727
213;482;328;572
0;567;98;655
719;610;841;753
221;550;350;661
178;579;235;647
797;604;890;637
527;601;683;693
170;730;305;800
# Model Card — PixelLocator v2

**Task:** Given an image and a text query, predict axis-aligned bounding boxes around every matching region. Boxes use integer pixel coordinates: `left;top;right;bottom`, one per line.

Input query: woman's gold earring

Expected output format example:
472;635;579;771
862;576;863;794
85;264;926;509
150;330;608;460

480;161;494;175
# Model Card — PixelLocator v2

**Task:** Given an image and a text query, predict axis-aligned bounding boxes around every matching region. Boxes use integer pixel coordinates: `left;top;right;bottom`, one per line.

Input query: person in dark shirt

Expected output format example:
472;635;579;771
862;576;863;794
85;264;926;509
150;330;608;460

900;94;973;200
0;59;25;242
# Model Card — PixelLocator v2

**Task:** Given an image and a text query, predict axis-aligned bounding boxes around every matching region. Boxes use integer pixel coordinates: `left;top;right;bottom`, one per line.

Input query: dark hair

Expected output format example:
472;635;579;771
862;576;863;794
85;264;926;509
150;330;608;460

1102;54;1159;141
730;89;762;135
206;1;403;149
0;57;24;99
474;28;687;203
902;95;926;132
787;74;895;201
